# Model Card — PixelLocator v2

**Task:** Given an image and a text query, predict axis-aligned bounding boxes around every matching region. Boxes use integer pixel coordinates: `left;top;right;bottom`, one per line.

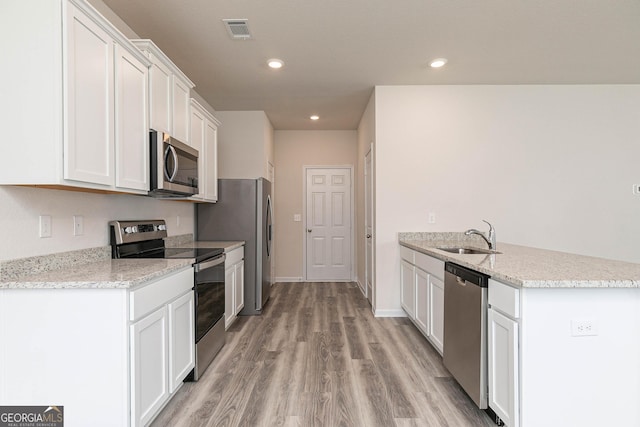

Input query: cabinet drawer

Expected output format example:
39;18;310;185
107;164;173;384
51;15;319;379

415;251;444;279
400;246;415;264
226;246;244;265
130;267;193;321
488;279;520;319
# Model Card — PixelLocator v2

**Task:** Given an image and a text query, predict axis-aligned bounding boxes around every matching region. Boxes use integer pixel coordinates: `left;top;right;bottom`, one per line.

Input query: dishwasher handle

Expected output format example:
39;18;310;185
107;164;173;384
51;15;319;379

445;262;490;288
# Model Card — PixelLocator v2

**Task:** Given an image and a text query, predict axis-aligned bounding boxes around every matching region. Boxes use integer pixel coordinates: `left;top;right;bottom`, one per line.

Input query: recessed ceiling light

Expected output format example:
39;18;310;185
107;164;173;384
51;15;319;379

430;58;448;68
310;115;319;121
267;59;284;69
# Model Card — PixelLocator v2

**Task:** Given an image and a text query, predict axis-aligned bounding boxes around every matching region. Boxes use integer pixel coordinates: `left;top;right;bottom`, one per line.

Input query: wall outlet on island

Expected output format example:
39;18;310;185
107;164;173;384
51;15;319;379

428;212;436;224
571;319;598;337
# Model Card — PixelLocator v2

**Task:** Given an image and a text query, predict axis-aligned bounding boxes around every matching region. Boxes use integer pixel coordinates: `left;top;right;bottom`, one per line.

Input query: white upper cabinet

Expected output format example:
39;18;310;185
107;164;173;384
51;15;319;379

115;44;149;191
0;0;150;194
65;3;114;186
132;39;195;145
189;99;220;202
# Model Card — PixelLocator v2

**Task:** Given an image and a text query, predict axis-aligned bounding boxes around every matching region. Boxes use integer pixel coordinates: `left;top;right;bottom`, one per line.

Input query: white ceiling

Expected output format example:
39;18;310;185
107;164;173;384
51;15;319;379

99;0;640;130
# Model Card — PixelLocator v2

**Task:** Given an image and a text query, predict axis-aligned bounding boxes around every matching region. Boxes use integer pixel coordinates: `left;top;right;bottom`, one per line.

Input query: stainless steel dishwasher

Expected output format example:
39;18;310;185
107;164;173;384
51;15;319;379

443;262;490;409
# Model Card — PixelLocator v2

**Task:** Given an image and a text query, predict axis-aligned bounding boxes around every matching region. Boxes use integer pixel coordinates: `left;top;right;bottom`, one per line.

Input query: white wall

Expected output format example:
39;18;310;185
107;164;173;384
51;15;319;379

273;130;358;280
372;84;640;313
0;186;194;261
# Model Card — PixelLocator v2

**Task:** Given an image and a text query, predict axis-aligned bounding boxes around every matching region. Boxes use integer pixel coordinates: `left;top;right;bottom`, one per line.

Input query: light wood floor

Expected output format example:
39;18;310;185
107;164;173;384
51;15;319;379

152;282;496;427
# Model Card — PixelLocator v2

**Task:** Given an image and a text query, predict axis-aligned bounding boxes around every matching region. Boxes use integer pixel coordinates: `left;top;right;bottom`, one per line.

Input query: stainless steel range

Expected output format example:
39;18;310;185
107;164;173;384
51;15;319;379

110;219;226;381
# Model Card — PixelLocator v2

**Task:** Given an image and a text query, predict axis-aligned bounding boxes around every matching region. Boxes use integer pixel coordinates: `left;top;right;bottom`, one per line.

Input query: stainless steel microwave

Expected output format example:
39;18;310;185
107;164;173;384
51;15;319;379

149;130;199;197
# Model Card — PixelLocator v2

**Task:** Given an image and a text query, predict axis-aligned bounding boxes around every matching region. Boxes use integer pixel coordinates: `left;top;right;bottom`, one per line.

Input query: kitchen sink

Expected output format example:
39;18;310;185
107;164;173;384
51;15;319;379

437;247;501;255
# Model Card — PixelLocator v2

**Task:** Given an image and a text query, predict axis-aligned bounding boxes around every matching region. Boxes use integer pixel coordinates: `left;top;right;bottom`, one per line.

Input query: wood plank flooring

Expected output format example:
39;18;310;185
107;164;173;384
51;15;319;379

151;282;496;427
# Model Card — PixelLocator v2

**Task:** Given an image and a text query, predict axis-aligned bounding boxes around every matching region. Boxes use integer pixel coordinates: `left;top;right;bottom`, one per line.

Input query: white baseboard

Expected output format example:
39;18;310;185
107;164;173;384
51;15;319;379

374;308;407;318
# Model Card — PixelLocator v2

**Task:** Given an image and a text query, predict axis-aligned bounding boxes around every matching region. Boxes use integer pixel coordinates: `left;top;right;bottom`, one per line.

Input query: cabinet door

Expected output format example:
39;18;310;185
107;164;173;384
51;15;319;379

189;104;205;198
172;77;190;143
234;260;245;315
168;291;195;393
224;266;235;329
415;267;429;333
115;44;149;191
204;119;219;201
130;306;169;427
65;3;114;186
428;275;445;354
488;308;519;427
400;260;415;318
148;60;171;134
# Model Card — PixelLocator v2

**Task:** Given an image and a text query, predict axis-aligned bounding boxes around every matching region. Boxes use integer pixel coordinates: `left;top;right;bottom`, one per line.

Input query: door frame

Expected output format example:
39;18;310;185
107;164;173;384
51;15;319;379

365;143;375;311
302;165;355;282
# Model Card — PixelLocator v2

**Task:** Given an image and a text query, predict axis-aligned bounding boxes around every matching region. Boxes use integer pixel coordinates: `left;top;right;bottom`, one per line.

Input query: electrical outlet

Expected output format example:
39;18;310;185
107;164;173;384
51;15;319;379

571;319;598;337
428;212;436;224
39;215;52;238
73;215;84;236
293;214;301;222
633;184;640;195
176;215;180;227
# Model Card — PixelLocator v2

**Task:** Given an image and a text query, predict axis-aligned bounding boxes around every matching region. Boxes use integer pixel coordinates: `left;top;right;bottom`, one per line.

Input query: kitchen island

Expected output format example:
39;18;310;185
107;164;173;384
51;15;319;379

399;232;640;427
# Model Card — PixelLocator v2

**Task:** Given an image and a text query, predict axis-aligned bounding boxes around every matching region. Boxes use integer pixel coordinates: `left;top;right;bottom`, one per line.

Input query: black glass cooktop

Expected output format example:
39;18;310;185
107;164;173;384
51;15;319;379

163;247;224;262
121;246;223;263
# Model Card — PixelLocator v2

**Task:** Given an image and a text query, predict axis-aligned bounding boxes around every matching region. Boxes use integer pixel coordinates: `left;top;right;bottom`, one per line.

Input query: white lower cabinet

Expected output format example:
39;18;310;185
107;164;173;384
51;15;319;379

0;266;194;427
168;291;196;392
224;246;245;329
400;259;416;318
427;274;445;353
131;306;169;426
129;267;195;427
399;245;445;354
415;267;429;332
488;279;520;427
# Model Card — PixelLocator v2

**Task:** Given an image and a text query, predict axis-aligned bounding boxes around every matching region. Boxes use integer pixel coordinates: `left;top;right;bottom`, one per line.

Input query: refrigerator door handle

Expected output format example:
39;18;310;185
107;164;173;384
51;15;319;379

266;194;273;257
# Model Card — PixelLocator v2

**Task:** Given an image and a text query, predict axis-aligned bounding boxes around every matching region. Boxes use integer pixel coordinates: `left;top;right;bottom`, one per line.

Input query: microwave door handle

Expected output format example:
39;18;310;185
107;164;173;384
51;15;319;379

164;145;179;182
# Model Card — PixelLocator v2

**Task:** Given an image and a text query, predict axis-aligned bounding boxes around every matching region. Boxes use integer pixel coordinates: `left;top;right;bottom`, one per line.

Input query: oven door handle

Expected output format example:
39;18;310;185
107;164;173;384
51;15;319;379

195;254;226;272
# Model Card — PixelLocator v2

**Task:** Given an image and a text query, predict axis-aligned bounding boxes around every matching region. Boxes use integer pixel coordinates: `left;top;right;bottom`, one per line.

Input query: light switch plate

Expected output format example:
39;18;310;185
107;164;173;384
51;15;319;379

294;214;301;222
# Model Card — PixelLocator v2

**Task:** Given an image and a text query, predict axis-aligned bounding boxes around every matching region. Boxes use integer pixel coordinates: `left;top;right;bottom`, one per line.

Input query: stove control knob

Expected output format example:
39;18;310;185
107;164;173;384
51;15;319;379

158;224;166;231
124;226;137;234
132;226;138;233
124;227;132;234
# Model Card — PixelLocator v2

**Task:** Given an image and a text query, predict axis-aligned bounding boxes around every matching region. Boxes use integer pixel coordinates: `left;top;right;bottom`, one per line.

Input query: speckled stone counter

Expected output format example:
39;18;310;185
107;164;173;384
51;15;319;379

0;258;193;289
399;232;640;288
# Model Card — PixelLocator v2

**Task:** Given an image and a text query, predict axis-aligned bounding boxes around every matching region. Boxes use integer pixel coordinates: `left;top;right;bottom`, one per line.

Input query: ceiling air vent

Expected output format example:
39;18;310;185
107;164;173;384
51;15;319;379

223;19;252;40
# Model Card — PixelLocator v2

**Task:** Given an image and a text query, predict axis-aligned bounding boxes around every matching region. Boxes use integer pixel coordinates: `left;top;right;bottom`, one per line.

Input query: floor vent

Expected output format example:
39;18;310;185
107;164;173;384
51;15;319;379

223;19;252;40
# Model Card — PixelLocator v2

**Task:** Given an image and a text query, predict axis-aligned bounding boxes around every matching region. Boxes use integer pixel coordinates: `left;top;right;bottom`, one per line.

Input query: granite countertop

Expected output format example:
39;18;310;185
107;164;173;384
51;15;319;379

399;232;640;288
0;258;193;290
0;235;244;290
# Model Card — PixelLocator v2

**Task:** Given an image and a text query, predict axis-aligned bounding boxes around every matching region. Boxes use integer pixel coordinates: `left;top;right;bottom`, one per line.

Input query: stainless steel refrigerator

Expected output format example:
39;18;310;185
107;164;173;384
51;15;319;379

196;178;273;315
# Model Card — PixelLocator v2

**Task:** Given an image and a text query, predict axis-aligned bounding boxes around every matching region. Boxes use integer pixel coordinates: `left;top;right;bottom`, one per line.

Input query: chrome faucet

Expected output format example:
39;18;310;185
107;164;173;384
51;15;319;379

465;220;496;250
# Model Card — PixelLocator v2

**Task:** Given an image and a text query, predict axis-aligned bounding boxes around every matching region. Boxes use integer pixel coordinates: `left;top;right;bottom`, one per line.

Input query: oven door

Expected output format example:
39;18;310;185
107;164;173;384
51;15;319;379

194;254;226;342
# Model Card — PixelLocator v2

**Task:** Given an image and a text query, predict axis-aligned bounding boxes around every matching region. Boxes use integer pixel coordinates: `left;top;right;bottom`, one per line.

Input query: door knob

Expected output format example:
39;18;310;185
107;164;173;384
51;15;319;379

366;234;372;238
307;229;312;233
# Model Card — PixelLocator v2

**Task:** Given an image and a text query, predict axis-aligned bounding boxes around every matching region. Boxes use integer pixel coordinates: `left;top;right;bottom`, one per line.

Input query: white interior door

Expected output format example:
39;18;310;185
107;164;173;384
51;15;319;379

305;168;352;281
365;147;374;305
